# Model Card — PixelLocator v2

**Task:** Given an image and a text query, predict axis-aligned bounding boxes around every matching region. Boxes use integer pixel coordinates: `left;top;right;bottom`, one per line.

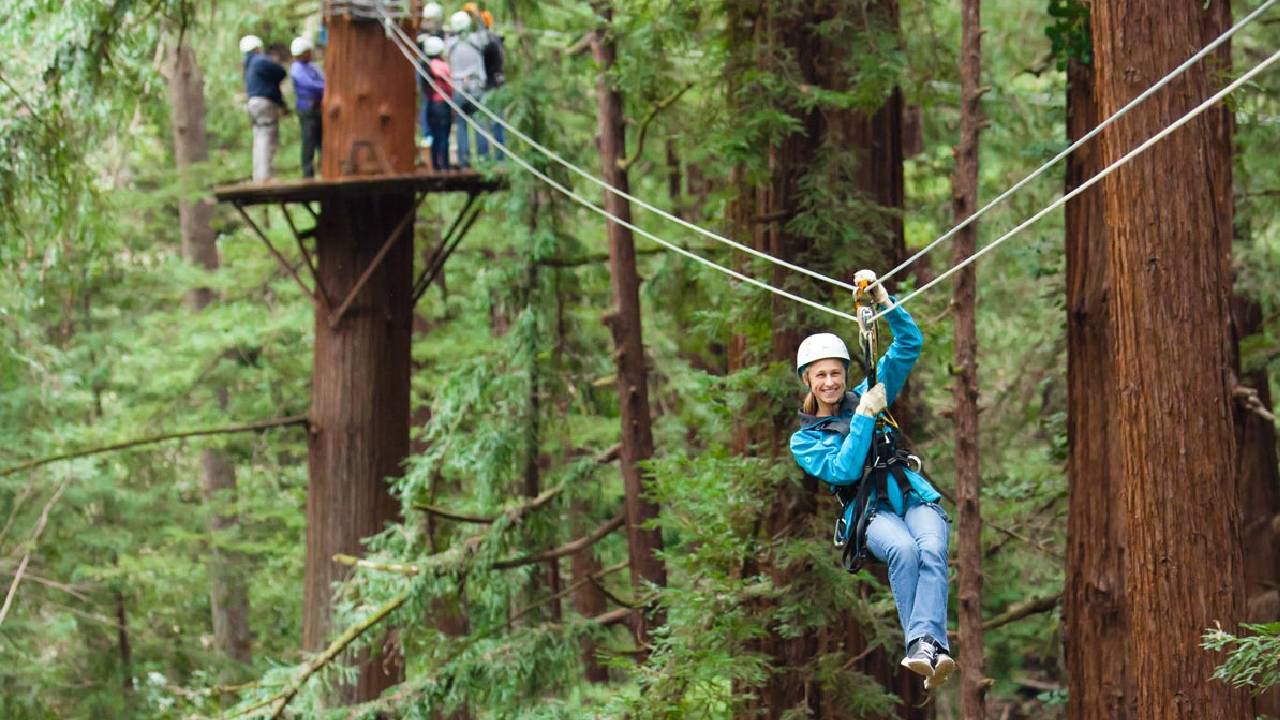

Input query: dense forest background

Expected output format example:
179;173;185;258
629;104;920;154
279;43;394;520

1;0;1278;718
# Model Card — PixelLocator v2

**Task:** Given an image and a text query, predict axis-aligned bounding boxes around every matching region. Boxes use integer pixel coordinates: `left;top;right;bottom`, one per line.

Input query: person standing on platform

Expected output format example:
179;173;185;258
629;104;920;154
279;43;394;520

446;11;488;168
290;36;325;178
241;35;288;182
477;8;507;160
422;36;453;172
417;2;446;145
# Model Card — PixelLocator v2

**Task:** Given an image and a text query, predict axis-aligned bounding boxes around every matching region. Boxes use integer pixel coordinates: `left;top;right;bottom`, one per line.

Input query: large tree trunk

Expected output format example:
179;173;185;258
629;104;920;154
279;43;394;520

1063;51;1129;720
1068;2;1249;717
163;36;252;667
951;0;985;716
304;12;416;703
590;0;668;651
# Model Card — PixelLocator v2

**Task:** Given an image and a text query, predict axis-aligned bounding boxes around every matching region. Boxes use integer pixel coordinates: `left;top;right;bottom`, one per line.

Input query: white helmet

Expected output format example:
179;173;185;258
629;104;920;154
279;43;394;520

423;2;444;20
239;35;264;54
449;10;472;33
796;333;851;379
290;36;313;57
424;35;446;57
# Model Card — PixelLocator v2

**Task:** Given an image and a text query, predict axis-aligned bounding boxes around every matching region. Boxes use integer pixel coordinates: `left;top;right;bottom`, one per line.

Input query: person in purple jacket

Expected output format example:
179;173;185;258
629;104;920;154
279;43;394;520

290;36;325;178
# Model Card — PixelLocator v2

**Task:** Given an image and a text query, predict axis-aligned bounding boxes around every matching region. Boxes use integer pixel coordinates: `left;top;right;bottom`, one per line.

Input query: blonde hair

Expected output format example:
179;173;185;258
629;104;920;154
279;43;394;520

801;366;819;415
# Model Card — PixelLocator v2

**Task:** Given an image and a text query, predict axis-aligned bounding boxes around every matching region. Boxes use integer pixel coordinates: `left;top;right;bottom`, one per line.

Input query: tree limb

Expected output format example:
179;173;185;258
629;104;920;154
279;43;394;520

230;588;411;720
1235;384;1278;424
0;477;70;625
0;415;309;477
491;513;625;569
981;592;1061;631
618;81;696;171
413;482;566;526
510;561;628;625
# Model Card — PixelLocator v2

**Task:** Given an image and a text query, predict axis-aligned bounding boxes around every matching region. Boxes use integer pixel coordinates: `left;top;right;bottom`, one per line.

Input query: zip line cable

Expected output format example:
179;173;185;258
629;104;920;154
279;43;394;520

383;27;859;322
873;0;1277;291
383;12;1278;328
386;18;858;292
387;3;1272;298
871;46;1280;322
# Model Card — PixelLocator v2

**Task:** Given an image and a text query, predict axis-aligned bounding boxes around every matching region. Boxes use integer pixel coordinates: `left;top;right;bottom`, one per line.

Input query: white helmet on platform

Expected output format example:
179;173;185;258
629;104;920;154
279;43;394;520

424;35;446;57
796;333;851;379
290;36;313;57
423;2;444;20
449;10;472;33
239;35;264;54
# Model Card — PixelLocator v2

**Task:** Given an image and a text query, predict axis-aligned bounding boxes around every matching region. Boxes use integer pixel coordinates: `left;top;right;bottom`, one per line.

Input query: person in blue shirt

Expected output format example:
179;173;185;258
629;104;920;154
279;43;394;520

240;35;288;181
290;36;325;178
790;268;956;690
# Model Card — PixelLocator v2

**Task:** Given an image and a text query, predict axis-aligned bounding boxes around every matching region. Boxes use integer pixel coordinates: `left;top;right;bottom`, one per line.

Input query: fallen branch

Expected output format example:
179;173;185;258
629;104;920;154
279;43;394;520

232;588;411;720
0;415;309;477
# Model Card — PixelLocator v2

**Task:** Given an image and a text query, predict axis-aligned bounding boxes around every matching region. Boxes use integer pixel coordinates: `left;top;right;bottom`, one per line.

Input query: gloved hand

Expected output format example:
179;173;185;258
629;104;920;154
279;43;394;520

853;268;890;306
855;383;887;418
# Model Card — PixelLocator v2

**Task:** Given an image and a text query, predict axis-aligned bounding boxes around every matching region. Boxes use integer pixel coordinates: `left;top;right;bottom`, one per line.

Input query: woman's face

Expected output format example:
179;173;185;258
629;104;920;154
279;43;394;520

806;358;847;407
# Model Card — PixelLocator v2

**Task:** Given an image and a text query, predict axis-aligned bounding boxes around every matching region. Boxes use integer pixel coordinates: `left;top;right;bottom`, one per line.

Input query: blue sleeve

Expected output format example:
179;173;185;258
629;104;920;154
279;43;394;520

790;415;876;486
266;59;287;83
851;298;922;407
291;64;325;95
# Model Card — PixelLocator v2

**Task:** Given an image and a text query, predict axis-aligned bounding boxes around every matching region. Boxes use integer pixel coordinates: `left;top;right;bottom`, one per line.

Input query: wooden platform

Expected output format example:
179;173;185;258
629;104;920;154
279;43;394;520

213;170;507;206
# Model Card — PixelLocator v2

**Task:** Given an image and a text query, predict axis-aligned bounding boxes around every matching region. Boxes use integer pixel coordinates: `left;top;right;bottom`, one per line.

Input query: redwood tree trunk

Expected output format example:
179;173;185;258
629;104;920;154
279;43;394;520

306;193;412;702
1068;2;1249;717
164;36;252;667
590;0;668;650
951;0;985;716
304;10;416;703
1064;51;1129;720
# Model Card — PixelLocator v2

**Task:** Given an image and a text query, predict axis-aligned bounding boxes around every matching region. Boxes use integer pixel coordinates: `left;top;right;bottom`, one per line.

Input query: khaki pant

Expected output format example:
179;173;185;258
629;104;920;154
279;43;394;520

246;97;280;182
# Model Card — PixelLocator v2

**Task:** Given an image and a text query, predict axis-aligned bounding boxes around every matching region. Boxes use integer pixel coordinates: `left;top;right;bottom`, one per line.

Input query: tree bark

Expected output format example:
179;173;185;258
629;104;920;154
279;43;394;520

951;0;985;716
164;35;252;667
1069;1;1249;717
307;193;412;703
1064;51;1129;720
590;0;668;651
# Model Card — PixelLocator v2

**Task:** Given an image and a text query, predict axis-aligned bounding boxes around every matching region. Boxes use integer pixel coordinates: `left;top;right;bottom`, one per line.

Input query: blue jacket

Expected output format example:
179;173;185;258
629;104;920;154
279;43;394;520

789;301;940;516
290;60;325;112
244;52;287;106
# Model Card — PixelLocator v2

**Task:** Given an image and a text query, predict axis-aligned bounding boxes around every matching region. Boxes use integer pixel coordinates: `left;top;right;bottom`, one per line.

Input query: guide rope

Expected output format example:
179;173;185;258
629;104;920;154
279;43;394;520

871;46;1280;322
870;0;1277;294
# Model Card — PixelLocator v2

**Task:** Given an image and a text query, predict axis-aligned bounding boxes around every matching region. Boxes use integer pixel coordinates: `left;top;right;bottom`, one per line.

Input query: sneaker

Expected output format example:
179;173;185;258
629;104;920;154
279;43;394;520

924;642;956;690
901;637;936;678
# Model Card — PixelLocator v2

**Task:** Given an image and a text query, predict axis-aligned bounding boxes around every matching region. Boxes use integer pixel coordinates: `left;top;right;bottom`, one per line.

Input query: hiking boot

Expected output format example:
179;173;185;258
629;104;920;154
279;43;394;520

901;637;936;678
924;641;956;690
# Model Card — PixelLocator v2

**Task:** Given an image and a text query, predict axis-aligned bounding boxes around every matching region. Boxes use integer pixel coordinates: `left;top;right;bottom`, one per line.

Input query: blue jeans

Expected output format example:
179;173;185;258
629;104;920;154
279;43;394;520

453;92;488;167
866;500;951;652
425;100;452;171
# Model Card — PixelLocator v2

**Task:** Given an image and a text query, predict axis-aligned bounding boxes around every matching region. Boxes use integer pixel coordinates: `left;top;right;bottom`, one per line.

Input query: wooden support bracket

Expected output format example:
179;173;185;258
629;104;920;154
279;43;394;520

232;201;320;306
412;192;483;305
280;204;330;311
327;191;427;329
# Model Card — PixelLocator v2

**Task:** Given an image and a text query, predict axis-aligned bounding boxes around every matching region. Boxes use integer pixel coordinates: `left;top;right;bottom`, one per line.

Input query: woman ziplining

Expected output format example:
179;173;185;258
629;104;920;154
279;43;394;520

790;268;956;690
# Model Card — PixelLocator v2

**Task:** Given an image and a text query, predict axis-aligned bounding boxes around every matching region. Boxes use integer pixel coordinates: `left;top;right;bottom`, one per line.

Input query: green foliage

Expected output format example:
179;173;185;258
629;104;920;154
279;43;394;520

1205;622;1280;693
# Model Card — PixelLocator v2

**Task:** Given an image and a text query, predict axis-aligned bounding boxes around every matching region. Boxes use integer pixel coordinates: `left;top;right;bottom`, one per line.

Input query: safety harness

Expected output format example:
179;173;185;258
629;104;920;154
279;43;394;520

822;286;925;574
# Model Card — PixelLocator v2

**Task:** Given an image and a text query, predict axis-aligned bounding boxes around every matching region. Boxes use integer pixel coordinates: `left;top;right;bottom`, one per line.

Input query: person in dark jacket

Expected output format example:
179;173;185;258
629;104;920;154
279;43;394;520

790;268;956;691
290;36;324;178
240;35;288;181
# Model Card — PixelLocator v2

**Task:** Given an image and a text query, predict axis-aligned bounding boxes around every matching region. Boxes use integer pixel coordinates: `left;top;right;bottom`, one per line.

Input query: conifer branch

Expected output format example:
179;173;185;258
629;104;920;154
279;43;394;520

230;588;411;720
0;415;309;477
